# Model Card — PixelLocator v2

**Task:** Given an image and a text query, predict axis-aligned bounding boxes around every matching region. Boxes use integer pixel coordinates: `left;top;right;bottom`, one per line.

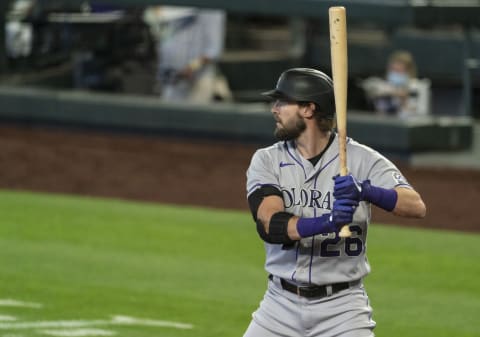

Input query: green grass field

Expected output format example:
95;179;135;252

1;190;479;337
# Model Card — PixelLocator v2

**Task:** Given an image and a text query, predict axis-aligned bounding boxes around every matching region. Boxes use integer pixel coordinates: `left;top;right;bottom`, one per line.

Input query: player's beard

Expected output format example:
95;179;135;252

274;112;306;141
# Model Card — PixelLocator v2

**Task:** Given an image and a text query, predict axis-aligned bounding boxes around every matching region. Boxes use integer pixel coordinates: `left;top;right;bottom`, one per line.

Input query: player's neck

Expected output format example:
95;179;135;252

295;128;332;159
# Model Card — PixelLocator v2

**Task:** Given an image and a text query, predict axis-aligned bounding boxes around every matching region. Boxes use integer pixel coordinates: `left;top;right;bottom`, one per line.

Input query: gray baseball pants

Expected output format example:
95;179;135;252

243;276;375;337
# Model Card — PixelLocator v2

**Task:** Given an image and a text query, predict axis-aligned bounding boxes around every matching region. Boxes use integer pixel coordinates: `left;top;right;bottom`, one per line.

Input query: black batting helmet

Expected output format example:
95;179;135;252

262;68;335;119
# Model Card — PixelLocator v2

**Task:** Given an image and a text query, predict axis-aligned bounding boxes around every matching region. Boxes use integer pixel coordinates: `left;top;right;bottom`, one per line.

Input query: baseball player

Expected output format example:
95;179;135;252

244;68;426;337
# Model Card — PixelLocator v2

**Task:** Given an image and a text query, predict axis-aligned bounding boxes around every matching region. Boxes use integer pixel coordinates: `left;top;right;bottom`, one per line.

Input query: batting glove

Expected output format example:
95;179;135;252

330;198;358;228
333;174;364;201
296;198;358;237
334;175;398;212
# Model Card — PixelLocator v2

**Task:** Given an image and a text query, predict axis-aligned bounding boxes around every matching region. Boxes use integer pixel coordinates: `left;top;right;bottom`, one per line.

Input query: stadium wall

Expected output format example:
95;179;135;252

0;86;472;156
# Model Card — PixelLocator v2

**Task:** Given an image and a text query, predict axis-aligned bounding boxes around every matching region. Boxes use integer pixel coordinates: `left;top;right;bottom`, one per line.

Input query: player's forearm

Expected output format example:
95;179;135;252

392;187;426;218
260;204;353;242
360;181;426;218
262;213;342;242
335;175;426;218
257;198;334;242
255;189;357;243
287;216;301;241
257;202;301;241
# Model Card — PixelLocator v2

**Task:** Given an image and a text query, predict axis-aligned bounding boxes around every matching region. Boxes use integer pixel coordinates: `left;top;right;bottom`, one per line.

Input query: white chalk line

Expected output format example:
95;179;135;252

0;300;42;309
0;320;106;330
39;328;116;337
111;315;193;329
0;316;16;322
0;315;193;330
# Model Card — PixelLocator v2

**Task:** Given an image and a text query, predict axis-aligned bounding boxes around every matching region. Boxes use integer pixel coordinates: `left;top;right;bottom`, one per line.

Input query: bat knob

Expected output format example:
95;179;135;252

338;225;352;238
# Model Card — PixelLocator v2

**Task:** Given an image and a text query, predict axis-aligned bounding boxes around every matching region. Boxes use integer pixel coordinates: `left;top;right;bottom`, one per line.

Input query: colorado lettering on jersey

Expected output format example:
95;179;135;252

282;187;332;210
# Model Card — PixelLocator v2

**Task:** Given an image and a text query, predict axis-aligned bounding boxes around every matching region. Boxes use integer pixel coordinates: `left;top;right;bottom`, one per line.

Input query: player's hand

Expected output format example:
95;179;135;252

297;198;358;237
333;174;364;201
329;198;358;229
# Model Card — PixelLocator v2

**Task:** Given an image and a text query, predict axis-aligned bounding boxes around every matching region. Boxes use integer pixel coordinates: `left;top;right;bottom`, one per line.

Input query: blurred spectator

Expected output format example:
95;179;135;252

5;21;33;58
5;0;34;59
144;6;231;103
361;50;431;118
6;0;77;69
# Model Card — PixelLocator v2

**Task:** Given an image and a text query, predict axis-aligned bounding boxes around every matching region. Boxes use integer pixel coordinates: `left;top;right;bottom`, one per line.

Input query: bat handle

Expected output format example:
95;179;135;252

338;167;352;238
338;225;352;238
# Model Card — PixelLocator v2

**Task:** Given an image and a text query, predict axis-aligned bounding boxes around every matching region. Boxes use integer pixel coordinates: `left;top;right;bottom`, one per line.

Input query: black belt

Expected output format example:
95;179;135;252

269;274;354;298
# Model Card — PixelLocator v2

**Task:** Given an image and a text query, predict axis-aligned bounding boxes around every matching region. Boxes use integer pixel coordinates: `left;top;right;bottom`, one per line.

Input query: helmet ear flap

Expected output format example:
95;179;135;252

317;94;336;120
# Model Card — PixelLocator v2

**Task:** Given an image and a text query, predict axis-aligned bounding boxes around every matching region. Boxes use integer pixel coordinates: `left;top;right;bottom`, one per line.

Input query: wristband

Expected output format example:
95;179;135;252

361;180;398;212
297;214;334;237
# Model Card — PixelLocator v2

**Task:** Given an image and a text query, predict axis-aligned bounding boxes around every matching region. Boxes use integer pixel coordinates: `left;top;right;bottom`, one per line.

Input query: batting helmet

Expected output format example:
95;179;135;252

262;68;335;119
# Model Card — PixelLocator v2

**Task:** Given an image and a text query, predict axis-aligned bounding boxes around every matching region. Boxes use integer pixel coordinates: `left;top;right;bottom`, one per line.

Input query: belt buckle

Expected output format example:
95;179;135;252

297;285;310;297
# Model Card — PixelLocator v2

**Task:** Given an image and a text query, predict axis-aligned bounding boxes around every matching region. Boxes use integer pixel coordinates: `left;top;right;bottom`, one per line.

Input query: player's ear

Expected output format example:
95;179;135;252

301;102;316;119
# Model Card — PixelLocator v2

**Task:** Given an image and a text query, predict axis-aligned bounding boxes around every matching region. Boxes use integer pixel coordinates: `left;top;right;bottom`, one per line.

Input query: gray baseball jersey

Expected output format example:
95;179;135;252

246;133;411;285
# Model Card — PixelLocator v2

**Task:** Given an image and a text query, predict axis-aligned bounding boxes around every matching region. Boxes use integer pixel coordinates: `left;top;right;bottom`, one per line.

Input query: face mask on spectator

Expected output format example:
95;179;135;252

387;71;409;87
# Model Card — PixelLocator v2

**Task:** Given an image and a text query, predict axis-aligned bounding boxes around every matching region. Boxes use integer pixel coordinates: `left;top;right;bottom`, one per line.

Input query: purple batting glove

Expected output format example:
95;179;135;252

333;174;363;201
296;198;359;237
330;198;358;228
335;176;398;212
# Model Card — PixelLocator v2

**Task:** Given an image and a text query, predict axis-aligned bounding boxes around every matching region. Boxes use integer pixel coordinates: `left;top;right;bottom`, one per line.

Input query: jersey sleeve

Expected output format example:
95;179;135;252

364;150;412;190
246;149;280;198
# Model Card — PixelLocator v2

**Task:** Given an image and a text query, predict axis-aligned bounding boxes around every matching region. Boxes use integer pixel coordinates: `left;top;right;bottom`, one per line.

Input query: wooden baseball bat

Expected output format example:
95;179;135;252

329;6;352;238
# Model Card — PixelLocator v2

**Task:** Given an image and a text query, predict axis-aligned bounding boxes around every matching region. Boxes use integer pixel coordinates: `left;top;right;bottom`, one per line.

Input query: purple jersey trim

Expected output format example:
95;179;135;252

309;236;315;284
308;172;319;283
294;137;351;283
307;152;339;284
290;241;300;281
394;183;412;188
291;269;297;282
247;183;281;195
285;141;307;179
319;154;339;173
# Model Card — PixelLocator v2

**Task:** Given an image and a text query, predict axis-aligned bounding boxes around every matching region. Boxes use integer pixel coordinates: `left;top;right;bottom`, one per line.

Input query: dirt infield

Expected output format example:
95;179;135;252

0;124;478;232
